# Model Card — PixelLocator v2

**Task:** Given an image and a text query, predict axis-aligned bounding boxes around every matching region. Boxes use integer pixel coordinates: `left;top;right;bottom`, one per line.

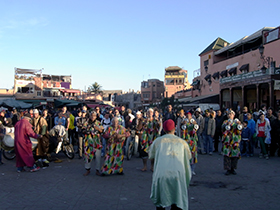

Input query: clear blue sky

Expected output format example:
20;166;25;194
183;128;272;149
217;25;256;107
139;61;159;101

1;0;280;92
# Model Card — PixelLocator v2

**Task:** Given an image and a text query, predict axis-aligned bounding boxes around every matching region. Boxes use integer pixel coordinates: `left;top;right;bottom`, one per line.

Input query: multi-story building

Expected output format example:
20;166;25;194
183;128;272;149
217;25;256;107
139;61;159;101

164;66;191;98
141;79;164;106
196;26;280;110
14;68;81;102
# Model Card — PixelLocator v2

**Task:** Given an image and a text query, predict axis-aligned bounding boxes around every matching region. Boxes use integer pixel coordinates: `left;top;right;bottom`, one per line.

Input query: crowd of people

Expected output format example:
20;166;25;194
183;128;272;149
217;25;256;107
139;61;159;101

1;103;280;209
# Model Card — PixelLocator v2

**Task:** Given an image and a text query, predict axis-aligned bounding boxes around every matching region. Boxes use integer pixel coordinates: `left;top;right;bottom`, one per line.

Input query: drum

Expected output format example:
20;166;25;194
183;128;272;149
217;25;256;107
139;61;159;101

30;137;38;150
2;133;15;149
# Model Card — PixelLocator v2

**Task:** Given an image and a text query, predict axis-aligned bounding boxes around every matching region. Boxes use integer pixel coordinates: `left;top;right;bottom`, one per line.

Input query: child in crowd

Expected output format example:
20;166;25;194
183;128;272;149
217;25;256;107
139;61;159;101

241;121;251;157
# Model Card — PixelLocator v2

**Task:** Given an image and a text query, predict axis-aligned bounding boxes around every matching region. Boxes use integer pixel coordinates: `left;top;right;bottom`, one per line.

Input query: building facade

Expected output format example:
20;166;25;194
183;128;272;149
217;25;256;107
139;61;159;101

14;68;81;102
195;26;280;111
141;79;164;106
164;66;191;98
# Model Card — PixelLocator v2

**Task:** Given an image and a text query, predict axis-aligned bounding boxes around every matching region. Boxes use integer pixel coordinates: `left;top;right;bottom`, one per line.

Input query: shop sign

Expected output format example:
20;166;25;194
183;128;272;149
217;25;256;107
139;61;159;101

220;70;267;84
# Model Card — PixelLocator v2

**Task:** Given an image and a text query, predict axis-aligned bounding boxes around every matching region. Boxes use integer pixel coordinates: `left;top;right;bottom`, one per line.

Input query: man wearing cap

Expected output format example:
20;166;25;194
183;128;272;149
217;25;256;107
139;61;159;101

140;108;160;172
221;110;242;175
83;111;104;176
14;113;41;172
149;119;192;210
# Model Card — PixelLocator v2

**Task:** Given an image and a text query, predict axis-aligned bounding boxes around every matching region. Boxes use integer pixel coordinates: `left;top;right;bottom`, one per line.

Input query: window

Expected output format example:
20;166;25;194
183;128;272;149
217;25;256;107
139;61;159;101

204;60;209;66
165;79;174;85
37;91;42;96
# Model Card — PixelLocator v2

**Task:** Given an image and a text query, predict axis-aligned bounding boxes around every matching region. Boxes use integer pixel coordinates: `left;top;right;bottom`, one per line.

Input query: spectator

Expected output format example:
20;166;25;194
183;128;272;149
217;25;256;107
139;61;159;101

200;110;216;155
255;112;271;160
247;113;256;157
163;104;176;123
149;119;192;210
240;121;251;157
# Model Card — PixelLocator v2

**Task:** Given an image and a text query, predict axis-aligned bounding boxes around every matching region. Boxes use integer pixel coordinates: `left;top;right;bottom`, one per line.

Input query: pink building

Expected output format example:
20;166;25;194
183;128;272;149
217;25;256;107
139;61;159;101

164;66;191;98
196;26;280;110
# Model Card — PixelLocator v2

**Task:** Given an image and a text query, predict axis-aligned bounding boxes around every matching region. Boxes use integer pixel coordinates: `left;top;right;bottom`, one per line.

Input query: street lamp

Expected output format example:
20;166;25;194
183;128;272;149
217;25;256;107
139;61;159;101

259;44;273;73
261;65;267;74
205;66;208;72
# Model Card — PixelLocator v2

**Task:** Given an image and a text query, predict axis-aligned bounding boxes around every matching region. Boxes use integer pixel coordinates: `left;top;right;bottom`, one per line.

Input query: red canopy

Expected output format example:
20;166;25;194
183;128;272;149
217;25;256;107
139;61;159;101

60;89;81;93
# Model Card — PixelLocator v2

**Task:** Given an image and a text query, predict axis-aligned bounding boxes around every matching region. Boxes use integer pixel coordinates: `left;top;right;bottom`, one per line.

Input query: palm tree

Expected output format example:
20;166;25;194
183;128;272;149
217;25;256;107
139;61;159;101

87;82;103;95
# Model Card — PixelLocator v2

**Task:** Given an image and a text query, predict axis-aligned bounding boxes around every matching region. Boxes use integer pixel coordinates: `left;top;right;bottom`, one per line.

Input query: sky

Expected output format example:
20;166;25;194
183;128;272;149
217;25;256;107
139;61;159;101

1;0;280;92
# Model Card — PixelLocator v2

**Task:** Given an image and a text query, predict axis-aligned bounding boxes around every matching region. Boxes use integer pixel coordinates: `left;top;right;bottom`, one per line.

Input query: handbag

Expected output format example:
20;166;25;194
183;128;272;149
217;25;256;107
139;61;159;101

265;132;271;144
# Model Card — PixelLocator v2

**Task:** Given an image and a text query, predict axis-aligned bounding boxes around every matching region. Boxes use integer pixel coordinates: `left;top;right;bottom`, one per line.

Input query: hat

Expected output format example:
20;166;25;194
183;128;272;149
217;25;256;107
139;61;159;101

136;111;141;115
195;108;201;113
228;110;235;115
163;119;175;132
33;109;39;114
186;111;192;116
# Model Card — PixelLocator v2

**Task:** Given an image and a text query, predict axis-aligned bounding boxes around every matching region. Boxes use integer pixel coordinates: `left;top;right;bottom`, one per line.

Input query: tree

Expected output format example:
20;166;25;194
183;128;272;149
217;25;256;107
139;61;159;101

87;82;103;94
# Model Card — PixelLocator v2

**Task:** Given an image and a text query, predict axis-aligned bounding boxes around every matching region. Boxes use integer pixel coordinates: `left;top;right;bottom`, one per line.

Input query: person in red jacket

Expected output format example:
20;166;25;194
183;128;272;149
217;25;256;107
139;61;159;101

14;113;41;172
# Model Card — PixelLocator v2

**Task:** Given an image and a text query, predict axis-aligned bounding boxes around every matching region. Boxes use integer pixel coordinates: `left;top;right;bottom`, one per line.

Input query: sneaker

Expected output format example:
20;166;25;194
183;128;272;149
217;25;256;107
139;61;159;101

54;159;63;163
192;171;196;176
30;166;40;172
231;170;237;175
209;152;213;155
17;168;26;173
36;160;43;168
225;170;231;175
42;161;49;167
42;159;50;164
264;155;269;160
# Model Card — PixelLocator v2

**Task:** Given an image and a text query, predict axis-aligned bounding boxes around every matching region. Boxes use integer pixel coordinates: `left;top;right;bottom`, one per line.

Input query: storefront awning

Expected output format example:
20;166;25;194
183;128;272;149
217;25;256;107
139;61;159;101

60;89;81;94
228;67;237;75
239;64;249;72
204;74;211;81
212;72;220;79
220;70;228;77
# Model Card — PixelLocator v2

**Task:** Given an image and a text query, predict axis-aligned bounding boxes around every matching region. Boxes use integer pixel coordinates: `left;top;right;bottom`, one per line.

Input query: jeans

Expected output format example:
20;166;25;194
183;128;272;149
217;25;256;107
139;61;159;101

240;140;250;155
68;129;75;145
197;133;205;153
203;134;213;154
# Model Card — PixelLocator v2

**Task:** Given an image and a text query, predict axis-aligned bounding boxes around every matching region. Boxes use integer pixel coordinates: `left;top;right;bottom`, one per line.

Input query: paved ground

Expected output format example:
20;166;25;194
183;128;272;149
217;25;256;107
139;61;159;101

1;148;280;210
